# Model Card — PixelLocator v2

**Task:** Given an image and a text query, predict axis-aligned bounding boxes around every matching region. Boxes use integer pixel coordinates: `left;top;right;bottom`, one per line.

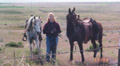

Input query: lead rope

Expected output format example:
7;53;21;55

58;34;68;42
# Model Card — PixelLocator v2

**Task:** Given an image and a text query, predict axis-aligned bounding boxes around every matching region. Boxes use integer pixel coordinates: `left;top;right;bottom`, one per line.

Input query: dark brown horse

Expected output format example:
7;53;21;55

66;8;103;63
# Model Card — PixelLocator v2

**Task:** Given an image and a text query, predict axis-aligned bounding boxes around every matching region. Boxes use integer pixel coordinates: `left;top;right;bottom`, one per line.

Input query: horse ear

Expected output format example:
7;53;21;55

72;7;75;13
69;8;71;14
31;15;33;16
26;20;28;23
33;16;35;19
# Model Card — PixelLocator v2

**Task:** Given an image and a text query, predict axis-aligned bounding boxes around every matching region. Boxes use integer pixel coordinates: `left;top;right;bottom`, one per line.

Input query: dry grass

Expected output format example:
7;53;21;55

0;2;120;66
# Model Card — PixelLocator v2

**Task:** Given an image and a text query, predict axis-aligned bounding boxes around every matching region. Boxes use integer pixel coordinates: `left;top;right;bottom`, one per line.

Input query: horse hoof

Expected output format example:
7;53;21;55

93;55;96;58
72;60;75;63
100;56;103;59
69;60;75;64
69;59;73;62
69;60;75;63
82;61;85;64
40;60;44;65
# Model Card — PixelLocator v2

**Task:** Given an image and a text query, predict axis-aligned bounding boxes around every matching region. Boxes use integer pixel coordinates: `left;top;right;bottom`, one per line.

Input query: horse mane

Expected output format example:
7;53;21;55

26;16;34;31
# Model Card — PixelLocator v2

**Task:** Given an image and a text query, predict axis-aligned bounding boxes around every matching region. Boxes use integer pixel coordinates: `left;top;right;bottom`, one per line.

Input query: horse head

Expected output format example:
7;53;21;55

66;7;77;23
26;15;42;33
34;16;42;33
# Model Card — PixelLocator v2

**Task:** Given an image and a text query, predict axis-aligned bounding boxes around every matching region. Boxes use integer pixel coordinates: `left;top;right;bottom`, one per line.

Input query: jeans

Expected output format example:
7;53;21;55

46;36;58;61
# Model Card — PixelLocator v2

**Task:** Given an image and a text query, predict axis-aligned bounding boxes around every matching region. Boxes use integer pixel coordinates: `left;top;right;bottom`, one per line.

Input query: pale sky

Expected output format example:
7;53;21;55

0;0;120;3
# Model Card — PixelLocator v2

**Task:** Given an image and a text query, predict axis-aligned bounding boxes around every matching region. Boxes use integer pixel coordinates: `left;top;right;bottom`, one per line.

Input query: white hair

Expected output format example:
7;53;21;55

26;16;34;31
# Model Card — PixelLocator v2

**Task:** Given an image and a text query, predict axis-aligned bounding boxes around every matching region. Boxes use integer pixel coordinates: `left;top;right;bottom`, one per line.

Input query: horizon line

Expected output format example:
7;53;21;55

0;1;120;3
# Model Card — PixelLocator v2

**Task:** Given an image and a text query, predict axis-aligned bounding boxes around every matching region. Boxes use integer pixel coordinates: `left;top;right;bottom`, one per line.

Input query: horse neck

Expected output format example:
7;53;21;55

67;20;83;33
27;21;35;32
67;21;75;35
28;27;34;32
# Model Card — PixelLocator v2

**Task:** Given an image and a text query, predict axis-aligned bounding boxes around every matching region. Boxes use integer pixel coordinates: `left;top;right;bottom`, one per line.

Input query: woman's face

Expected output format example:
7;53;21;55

49;14;54;22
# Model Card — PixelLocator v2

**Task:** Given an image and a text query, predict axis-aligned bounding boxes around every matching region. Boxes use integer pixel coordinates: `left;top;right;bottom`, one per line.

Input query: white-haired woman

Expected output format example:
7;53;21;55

43;13;61;62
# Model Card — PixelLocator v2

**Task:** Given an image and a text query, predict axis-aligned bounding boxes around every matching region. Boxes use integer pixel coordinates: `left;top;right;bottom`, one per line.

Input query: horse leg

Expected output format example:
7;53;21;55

39;40;42;48
33;41;35;50
35;38;40;59
29;43;33;59
98;34;103;58
36;37;44;65
26;32;33;59
91;39;97;58
69;40;74;61
28;39;33;59
39;40;42;54
78;42;85;63
39;34;42;48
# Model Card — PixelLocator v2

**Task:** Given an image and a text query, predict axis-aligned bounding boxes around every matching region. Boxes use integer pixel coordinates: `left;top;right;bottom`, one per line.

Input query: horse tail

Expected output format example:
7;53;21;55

97;22;103;41
90;18;100;40
97;22;103;58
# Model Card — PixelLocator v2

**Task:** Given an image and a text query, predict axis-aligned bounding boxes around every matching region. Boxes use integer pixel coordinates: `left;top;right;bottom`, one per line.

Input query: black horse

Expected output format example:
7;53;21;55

66;8;103;63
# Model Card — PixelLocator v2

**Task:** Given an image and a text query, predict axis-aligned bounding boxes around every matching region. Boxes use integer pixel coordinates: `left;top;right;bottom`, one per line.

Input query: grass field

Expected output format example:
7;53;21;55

0;2;120;66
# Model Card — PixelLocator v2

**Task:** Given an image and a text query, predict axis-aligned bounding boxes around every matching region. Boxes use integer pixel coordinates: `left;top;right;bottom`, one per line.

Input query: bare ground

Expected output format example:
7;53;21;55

0;23;119;66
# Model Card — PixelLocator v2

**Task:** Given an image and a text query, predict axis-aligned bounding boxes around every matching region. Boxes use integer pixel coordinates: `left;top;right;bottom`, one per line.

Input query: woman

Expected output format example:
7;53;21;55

43;13;61;62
